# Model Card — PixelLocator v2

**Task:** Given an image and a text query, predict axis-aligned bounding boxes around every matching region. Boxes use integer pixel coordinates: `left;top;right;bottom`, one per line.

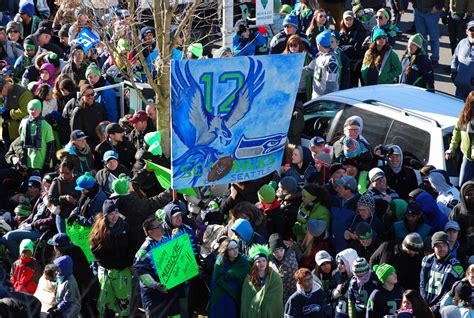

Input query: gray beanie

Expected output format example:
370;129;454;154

431;231;449;248
440;305;461;318
402;232;424;252
279;176;298;195
307;220;327;238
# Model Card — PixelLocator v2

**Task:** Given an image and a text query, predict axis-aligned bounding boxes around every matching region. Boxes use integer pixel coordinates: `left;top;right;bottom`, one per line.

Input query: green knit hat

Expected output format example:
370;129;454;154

389;199;408;220
112;176;130;196
27;99;42;111
373;263;396;284
280;4;293;14
248;244;270;261
14;203;32;217
19;239;34;255
85;62;101;79
144;131;162;156
188;43;203;58
258;184;275;204
372;28;387;42
408;33;424;48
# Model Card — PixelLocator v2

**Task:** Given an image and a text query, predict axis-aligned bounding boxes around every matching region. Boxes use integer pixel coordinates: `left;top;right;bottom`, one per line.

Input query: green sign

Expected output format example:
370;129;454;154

151;234;199;289
66;222;95;262
145;160;197;196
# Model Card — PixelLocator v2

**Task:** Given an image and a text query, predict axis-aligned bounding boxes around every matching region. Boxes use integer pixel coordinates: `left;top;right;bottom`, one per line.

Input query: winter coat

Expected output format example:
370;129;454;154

93;78;118;123
450;181;474;233
111;191;171;255
63;142;95;175
269;248;299;303
280;193;302;239
131;148;169;197
61;61;89;85
285;146;318;188
270;30;315;55
366;284;403;318
420;253;464;313
382;164;418;202
10;256;41;294
451;38;474;96
366;186;400;219
233;30;267;56
349;236;382;261
241;267;284;318
361;47;402;85
415;191;448;232
331;194;360;253
209;254;251;318
95;164;132;197
449;115;474;161
392;219;431;241
71;102;107;149
48;175;81;219
90;218;133;270
294;200;331;242
339;19;368;62
369;241;423;290
413;0;444;12
95;138;137;170
22;192;55;232
400;50;435;89
333;248;358;318
231;218;267;257
348;271;379;318
70;184;107;226
258;200;286;238
54;256;81;318
3;84;32;142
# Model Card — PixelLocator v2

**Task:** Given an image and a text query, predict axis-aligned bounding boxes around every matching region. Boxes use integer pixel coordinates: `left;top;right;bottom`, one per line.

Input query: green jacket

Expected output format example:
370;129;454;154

293;201;330;241
361;48;402;85
241;268;284;318
4;84;32;141
449;118;474;160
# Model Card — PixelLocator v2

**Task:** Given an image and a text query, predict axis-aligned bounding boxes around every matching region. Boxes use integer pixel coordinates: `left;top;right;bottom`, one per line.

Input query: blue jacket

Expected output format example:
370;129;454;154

96;80;118;122
415;191;448;233
53;255;81;317
392;219;431;241
451;38;474;95
233;31;267;56
331;193;360;253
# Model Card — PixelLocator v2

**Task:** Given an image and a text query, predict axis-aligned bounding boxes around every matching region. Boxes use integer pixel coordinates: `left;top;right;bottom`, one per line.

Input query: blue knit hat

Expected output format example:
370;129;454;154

372;28;387;42
19;3;35;17
283;14;298;28
316;30;332;47
75;172;96;190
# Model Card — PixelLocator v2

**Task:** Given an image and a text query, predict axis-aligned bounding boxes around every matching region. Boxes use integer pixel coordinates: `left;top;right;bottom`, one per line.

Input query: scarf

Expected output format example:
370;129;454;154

23;116;42;150
354;270;372;284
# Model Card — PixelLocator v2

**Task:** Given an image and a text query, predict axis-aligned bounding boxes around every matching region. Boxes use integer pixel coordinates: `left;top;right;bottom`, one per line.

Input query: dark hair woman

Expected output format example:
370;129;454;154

209;239;251;318
399;289;433;317
400;33;434;90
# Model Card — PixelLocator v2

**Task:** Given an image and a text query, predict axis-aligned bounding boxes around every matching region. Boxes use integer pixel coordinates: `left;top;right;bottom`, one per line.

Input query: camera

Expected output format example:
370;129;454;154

377;144;394;156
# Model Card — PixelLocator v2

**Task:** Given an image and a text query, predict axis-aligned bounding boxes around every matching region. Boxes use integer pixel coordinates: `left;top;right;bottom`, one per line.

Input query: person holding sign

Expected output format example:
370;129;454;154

241;244;284;318
133;217;181;318
90;200;134;317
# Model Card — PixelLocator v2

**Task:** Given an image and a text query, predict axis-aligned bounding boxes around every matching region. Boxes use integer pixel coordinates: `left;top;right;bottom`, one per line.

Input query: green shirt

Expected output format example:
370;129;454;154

20;118;54;169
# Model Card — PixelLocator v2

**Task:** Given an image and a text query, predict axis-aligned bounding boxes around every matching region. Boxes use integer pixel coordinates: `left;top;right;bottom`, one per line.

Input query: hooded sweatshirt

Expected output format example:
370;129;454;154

231;218;267;256
333;248;358;318
429;171;460;218
451;181;474;231
53;255;81;318
415;191;448;232
285;281;332;318
285;146;318;188
382;145;418;201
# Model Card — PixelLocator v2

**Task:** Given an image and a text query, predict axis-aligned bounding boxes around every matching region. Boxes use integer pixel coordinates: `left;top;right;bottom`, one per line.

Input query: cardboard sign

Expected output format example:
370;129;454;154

150;234;199;289
256;0;274;26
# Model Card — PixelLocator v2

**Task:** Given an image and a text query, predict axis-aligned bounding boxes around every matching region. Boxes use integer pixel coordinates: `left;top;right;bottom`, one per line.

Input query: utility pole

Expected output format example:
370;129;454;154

222;0;234;47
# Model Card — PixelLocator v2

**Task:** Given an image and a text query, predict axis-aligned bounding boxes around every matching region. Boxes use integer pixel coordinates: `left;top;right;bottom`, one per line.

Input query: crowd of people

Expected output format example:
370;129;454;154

0;0;471;317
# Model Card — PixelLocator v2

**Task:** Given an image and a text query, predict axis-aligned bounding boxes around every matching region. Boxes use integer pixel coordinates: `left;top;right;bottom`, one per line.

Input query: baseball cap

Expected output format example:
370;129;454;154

47;233;73;249
70;129;87;141
315;250;332;266
103;150;119;163
335;175;357;191
444;220;461;232
28;175;42;188
310;136;325;147
467;20;474;30
106;123;125;135
129;110;148;124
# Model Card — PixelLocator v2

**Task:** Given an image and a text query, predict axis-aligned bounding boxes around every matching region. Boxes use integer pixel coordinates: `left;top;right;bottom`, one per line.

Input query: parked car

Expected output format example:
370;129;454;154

301;84;465;185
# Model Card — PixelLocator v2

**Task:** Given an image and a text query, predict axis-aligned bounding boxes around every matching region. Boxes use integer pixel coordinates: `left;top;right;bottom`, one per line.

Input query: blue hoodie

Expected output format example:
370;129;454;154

54;255;73;278
231;218;266;256
415;191;448;233
53;255;81;317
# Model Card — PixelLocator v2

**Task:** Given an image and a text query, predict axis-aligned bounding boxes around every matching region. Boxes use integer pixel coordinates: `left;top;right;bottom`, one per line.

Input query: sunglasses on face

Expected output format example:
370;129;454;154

469;28;474;32
289;43;299;47
8;30;19;34
376;36;387;40
375;15;384;19
318;15;327;18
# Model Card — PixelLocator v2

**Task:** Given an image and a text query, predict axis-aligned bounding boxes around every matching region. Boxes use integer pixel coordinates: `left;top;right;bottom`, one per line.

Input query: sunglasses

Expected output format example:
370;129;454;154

376;36;387;40
469;28;474;32
318;15;327;18
8;30;19;34
289;43;299;47
375;15;384;19
151;225;163;231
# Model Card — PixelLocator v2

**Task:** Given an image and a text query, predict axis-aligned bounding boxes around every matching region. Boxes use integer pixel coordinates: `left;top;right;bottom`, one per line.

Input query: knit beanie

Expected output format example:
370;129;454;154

402;232;424;253
283;14;298;28
408;33;424;48
23;36;37;50
352;4;364;16
85;63;101;79
307;220;327;237
389;199;408;220
454;281;472;304
102;199;118;216
343;137;361;158
188;43;203;58
373;263;396;284
372;28;387;42
6;21;20;33
280;4;293;14
258;184;276;204
279;176;298;195
302;183;319;201
58;24;71;38
329;163;345;177
19;239;34;254
214;46;232;58
144;131;162;156
112;176;130;196
316;30;332;47
352;257;370;277
19;3;35;17
27;99;42;111
75;172;96;191
355;221;373;240
14;203;32;217
431;231;449;248
268;233;285;253
357;194;375;215
315;152;332;167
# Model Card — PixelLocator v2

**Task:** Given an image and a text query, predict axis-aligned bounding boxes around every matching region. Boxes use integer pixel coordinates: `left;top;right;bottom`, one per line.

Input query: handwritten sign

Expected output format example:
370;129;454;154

66;222;95;262
150;234;198;289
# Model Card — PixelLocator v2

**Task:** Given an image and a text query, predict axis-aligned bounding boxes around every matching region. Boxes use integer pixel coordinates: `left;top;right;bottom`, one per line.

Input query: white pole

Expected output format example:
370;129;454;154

222;0;234;48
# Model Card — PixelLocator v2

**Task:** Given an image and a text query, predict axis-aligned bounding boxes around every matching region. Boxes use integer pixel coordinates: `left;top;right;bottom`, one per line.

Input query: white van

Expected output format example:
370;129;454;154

301;84;465;185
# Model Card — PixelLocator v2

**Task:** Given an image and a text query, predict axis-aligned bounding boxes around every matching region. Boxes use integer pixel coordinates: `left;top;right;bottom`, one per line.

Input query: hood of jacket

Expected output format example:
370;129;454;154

53;255;73;277
231;218;253;243
415;191;441;217
428;171;452;194
459;181;474;214
335;248;358;277
388;145;403;173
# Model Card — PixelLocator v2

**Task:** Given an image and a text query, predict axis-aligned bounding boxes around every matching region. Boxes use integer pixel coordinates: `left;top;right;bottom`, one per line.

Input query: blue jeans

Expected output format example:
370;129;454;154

2;229;42;259
460;156;474;187
56;215;66;234
414;9;440;61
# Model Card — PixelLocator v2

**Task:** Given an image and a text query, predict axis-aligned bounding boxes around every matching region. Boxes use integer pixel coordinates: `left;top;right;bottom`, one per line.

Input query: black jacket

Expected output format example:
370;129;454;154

382;165;419;202
95;164;132;197
95;139;137;170
71;102;107;149
339;19;368;62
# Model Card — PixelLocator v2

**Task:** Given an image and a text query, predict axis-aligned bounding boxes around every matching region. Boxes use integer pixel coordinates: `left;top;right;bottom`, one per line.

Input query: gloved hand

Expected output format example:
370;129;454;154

1;110;11;120
292;222;304;236
67;214;78;226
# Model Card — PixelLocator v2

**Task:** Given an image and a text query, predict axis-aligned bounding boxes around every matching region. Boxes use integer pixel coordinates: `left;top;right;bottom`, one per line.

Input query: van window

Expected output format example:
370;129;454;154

302;101;346;141
385;120;430;164
332;107;392;146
